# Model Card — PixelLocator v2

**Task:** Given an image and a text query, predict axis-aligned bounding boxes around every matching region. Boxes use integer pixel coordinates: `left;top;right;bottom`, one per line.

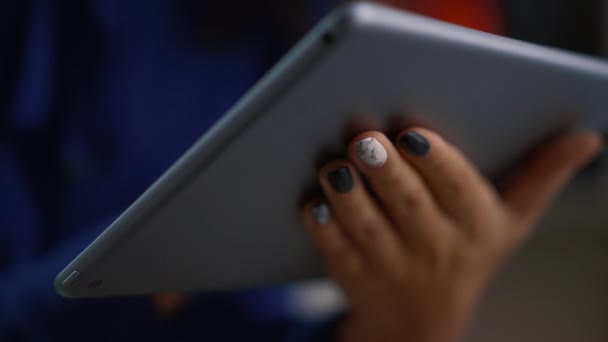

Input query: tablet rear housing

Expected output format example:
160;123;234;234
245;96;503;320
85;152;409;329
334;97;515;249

55;2;608;297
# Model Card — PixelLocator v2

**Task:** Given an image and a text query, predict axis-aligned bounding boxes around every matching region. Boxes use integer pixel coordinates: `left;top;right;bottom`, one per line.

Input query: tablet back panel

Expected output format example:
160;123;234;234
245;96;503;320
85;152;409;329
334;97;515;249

55;2;608;297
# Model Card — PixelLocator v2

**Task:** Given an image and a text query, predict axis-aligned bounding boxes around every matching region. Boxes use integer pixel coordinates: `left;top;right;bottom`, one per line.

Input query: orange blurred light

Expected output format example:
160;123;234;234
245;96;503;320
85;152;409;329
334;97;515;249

375;0;504;34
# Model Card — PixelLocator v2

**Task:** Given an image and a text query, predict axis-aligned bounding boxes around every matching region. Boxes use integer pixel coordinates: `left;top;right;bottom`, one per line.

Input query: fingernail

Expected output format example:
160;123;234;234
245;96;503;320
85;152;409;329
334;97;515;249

353;137;387;168
311;203;331;225
328;167;353;193
398;131;430;156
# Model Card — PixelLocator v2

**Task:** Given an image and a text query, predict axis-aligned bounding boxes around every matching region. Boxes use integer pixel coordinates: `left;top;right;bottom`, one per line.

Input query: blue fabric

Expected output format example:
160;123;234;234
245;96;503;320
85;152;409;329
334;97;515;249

284;312;346;342
0;0;339;341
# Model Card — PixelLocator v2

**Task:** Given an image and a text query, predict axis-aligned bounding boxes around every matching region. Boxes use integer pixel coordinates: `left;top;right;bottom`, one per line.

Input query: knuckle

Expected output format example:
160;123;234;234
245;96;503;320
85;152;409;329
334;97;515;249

341;257;365;279
341;197;370;218
424;234;455;270
388;264;409;285
446;250;473;276
339;200;385;239
324;241;359;274
379;166;405;189
360;223;380;243
379;166;437;216
350;211;385;243
402;188;426;211
447;171;470;197
466;198;503;239
399;184;433;213
468;210;491;237
330;242;351;262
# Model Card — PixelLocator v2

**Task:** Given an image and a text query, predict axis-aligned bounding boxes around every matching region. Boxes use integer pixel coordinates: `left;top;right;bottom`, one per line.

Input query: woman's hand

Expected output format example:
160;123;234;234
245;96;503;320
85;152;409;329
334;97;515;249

301;127;602;342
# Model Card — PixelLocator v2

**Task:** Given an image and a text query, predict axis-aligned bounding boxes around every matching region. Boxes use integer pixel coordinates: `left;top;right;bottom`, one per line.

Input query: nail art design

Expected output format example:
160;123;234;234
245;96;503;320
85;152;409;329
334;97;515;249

398;131;430;156
311;204;331;225
328;167;353;193
354;137;387;168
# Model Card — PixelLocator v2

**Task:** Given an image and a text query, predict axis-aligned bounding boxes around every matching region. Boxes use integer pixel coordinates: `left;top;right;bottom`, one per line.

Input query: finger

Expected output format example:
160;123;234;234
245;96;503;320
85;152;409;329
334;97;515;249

503;129;602;236
302;201;366;289
347;132;451;252
318;160;408;277
395;128;500;237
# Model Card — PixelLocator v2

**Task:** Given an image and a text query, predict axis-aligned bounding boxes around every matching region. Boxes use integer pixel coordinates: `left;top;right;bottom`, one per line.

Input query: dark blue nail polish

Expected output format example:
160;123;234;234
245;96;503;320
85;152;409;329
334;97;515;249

398;131;430;156
328;167;353;193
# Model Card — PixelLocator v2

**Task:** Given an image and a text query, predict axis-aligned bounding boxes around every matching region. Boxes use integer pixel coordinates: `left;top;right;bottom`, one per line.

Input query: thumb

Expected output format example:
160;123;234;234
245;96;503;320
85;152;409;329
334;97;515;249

503;129;603;235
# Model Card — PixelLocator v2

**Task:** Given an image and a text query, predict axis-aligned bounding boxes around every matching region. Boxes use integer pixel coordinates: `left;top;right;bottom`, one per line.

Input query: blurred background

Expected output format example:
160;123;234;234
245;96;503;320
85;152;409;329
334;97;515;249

1;0;606;341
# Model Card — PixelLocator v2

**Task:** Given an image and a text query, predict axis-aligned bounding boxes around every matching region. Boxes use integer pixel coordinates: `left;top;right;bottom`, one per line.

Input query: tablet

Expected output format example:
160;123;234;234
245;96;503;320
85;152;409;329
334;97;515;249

55;2;608;297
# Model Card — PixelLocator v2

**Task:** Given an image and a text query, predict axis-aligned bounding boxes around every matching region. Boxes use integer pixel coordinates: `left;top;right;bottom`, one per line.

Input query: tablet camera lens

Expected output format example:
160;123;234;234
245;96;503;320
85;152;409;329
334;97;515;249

322;32;335;46
88;279;104;289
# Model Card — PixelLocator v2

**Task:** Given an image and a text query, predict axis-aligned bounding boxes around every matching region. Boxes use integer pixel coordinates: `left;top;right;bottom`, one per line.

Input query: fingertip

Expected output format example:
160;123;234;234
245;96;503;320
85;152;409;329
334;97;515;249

396;129;432;157
301;200;332;227
318;160;357;195
318;159;356;184
502;129;603;228
311;202;332;226
581;130;603;156
349;131;393;169
565;129;604;168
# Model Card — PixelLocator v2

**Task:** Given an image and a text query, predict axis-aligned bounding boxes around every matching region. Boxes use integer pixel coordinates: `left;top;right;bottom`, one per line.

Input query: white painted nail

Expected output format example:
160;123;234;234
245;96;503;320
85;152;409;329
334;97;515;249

354;137;387;168
311;204;331;225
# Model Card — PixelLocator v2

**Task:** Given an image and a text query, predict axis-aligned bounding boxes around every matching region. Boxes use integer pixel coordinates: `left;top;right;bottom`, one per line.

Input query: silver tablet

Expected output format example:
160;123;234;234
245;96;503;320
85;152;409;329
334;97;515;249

55;2;608;297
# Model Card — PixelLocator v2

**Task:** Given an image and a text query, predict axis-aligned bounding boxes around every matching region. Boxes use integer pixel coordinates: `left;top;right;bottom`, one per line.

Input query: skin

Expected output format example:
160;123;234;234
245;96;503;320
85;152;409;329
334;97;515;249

301;127;602;342
153;126;601;338
128;0;605;334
